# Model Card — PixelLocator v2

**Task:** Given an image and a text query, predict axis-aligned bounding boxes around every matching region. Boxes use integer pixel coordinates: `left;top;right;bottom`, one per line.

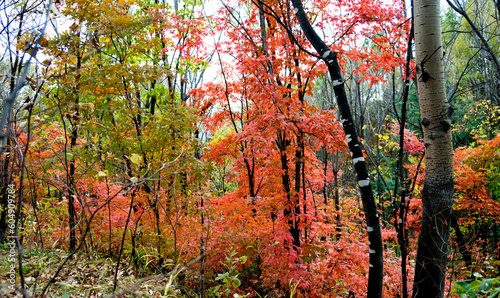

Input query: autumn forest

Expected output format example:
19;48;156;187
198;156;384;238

0;0;499;296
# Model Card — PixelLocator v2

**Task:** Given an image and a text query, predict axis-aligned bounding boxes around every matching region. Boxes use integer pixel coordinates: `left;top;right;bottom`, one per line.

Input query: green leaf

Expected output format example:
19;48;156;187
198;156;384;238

487;289;499;298
470;280;482;290
466;289;477;297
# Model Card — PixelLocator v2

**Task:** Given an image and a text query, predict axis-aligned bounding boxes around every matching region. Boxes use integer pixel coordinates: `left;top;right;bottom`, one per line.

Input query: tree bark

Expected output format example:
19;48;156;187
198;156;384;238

413;0;455;296
290;0;384;296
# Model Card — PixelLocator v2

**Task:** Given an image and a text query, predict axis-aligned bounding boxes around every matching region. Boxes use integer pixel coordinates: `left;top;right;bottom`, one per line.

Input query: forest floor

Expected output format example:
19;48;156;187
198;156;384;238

0;243;185;297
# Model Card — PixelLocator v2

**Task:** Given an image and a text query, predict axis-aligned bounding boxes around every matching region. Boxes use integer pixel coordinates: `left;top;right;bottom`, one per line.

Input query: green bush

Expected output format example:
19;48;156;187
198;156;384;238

452;274;500;298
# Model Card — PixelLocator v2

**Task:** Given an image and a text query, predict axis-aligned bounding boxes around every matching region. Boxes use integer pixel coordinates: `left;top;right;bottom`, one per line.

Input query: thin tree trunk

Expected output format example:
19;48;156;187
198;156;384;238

413;0;455;296
277;130;300;249
333;151;341;236
450;213;472;269
395;24;414;298
290;1;384;296
68;54;82;251
199;195;205;298
322;149;329;205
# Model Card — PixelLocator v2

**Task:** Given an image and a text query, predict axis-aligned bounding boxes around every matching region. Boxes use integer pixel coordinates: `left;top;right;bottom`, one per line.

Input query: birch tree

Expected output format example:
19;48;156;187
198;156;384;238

290;0;384;296
413;0;455;296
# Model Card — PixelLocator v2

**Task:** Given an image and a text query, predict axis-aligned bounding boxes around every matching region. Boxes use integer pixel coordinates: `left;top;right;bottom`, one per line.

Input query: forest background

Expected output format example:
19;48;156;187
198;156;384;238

0;0;499;296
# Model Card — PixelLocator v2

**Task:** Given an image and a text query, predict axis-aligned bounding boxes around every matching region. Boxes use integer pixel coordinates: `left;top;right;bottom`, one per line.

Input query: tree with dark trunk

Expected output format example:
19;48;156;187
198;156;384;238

290;0;384;296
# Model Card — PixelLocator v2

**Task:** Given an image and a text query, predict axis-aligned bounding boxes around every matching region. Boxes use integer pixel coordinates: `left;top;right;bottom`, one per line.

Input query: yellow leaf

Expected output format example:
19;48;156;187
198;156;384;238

130;153;142;166
98;171;107;177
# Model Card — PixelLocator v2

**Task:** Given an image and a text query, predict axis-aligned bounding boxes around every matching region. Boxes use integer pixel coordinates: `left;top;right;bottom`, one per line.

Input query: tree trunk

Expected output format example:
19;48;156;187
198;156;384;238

277;129;301;249
450;213;472;269
395;25;414;298
290;0;384;296
68;54;82;252
413;0;455;296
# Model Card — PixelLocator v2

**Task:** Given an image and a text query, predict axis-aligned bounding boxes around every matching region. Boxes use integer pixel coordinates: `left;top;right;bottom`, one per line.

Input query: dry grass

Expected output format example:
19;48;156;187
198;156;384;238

0;243;187;298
